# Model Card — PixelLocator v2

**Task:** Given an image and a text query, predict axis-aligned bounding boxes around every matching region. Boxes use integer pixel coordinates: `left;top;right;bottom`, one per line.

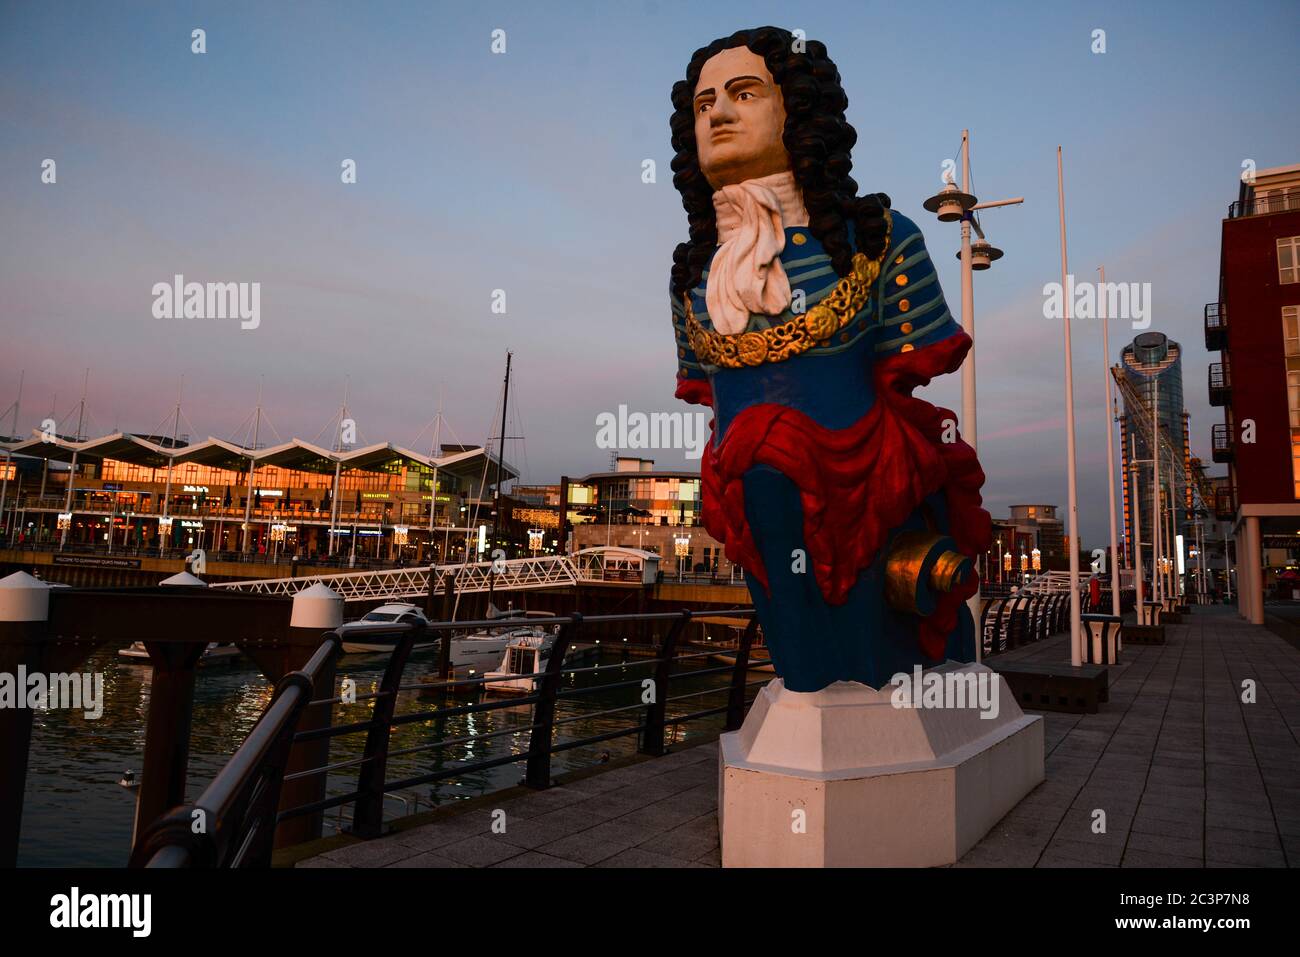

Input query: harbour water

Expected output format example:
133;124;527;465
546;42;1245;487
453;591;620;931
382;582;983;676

17;642;736;867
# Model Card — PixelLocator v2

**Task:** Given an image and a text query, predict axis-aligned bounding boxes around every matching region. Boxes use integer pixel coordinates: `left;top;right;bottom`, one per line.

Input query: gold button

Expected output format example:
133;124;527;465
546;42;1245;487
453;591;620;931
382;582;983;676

895;274;908;287
840;332;850;343
899;298;910;312
900;322;913;334
791;232;807;245
901;343;915;352
678;348;686;358
895;254;904;264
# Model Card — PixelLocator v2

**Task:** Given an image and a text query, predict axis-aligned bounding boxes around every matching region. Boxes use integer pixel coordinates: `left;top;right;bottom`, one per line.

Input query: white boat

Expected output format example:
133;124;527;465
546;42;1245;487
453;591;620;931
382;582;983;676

483;633;553;696
339;603;438;654
118;642;242;665
450;611;557;673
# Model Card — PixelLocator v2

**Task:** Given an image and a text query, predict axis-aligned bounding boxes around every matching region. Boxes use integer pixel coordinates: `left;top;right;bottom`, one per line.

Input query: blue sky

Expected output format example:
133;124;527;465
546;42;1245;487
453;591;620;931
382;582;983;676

2;0;1298;546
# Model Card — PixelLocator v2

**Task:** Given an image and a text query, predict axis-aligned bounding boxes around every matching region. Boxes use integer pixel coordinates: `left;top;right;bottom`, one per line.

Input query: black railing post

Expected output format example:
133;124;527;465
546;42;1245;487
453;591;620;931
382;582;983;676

725;616;757;732
438;569;456;681
352;624;421;839
524;614;579;789
640;609;691;757
0;578;49;868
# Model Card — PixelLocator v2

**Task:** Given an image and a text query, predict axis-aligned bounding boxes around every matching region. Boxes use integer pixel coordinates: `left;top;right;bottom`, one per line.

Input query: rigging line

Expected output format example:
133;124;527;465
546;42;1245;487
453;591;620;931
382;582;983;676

508;372;529;486
258;407;284;447
451;438;499;622
229;407;257;448
179;407;201;446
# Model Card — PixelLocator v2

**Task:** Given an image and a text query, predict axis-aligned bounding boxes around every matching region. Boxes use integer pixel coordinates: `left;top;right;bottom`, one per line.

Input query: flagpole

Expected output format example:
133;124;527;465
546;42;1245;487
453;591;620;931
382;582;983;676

1099;266;1121;616
1057;147;1082;666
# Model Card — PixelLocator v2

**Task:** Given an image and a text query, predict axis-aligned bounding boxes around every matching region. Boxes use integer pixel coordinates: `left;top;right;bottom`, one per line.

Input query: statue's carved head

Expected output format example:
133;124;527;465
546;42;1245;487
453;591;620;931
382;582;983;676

669;27;891;302
691;45;790;190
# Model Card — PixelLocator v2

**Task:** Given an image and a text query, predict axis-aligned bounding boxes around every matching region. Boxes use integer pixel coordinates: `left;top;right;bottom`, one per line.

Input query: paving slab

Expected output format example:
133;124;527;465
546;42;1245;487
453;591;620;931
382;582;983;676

293;607;1298;869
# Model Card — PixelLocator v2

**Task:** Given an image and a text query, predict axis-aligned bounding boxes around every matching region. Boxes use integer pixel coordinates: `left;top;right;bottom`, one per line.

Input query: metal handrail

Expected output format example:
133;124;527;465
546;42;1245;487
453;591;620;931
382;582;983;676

138;606;760;867
131;632;343;868
1229;193;1300;218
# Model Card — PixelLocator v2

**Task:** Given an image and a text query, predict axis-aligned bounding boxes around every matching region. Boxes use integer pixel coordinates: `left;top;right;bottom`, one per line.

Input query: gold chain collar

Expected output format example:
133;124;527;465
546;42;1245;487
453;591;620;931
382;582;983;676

685;211;892;369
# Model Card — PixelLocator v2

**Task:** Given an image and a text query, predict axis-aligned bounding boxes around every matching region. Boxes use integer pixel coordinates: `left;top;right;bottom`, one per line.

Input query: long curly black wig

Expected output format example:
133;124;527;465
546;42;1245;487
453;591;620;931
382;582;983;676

669;26;891;303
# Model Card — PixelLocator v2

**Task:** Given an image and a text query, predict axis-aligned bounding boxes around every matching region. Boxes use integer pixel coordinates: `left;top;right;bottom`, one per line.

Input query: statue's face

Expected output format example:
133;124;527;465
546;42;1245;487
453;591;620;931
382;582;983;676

693;46;790;189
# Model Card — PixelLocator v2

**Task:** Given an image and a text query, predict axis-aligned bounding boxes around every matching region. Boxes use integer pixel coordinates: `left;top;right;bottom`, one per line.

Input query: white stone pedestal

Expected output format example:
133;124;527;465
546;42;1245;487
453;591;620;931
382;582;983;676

719;661;1044;867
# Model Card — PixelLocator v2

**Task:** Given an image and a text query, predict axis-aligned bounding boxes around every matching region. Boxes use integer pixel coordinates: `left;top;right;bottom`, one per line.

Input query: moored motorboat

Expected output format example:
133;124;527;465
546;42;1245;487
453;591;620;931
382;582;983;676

483;633;553;696
118;642;242;665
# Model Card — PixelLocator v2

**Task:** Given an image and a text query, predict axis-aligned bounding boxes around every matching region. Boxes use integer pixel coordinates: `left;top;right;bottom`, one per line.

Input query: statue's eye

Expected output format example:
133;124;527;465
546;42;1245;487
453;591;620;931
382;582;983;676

698;102;712;113
737;91;754;101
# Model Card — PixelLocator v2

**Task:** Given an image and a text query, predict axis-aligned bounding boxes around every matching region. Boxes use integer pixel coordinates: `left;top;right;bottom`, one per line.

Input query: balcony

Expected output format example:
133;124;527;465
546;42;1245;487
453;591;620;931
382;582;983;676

1208;362;1231;407
1211;423;1234;463
1214;485;1237;522
1204;302;1227;351
1229;192;1300;219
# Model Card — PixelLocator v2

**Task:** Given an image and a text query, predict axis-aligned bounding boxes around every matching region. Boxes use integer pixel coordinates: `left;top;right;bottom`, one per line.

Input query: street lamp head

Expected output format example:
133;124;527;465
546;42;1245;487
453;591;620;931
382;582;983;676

959;238;1004;270
923;181;977;222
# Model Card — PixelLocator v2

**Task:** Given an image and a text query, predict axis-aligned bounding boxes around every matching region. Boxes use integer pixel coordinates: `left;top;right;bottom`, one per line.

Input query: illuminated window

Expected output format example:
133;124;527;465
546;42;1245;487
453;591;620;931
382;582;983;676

1289;372;1300;430
1286;306;1300;356
1293;434;1300;499
1280;237;1300;284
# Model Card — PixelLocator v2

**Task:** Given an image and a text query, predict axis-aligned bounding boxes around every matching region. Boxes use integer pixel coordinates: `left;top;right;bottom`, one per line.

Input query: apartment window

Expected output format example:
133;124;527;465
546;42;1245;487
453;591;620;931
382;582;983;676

1280;237;1300;284
1285;306;1300;356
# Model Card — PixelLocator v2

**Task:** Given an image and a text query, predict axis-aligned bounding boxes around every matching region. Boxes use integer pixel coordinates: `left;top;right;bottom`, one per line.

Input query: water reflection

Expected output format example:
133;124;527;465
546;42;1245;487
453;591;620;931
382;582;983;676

18;642;736;866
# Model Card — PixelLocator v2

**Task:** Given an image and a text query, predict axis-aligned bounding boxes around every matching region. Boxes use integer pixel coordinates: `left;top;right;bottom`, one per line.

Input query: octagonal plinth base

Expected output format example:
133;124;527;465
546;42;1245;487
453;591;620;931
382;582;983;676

719;662;1044;867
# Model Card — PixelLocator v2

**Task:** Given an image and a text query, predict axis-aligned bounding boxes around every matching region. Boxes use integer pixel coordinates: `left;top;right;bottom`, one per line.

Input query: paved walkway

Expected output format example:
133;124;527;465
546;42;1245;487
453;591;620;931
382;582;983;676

299;606;1299;868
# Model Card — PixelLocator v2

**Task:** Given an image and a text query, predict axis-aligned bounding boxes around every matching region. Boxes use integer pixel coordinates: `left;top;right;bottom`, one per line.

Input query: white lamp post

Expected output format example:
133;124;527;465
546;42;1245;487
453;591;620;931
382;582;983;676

1099;265;1123;616
1056;146;1083;666
923;130;1024;638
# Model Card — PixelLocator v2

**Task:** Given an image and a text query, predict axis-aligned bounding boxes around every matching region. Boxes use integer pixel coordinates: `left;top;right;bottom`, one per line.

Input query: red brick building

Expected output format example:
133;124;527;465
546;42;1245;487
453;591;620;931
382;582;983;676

1208;162;1300;622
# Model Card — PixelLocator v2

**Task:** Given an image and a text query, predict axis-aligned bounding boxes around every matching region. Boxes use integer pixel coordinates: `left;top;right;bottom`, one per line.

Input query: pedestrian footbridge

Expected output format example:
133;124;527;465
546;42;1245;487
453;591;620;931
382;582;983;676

208;546;661;602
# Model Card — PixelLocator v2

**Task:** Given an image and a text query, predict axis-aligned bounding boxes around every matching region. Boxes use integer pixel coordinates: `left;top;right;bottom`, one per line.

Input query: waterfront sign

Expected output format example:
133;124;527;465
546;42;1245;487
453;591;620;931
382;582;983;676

52;555;142;569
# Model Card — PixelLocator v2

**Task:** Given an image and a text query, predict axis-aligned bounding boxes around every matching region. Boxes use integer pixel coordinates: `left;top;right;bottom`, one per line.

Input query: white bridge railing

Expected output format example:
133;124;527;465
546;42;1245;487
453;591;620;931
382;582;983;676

210;554;582;602
1015;570;1093;595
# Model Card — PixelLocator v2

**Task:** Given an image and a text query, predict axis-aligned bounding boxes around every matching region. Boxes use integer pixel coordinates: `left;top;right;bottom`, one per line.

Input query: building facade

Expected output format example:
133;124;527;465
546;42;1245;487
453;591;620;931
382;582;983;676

559;457;731;577
1208;161;1300;622
1118;331;1192;573
0;432;514;564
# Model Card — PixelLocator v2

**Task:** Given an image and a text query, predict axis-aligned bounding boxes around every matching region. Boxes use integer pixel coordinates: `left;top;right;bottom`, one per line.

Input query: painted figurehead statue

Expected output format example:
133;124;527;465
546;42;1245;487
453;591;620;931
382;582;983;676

669;27;992;693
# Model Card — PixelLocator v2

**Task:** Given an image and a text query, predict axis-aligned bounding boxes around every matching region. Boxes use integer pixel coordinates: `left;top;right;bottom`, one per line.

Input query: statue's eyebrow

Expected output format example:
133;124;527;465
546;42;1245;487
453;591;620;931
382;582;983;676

694;75;765;103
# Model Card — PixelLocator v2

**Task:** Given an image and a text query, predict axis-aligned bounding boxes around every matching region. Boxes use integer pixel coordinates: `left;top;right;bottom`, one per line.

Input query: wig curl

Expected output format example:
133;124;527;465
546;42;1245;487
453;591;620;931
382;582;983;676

669;26;890;302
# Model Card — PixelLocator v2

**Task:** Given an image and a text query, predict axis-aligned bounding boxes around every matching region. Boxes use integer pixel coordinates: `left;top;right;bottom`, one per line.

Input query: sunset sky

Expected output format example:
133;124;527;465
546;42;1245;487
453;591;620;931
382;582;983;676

3;0;1299;546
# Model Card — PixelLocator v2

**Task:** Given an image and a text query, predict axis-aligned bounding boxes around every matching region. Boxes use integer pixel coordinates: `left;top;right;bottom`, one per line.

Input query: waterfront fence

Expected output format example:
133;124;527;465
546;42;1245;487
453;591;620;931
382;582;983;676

131;608;761;868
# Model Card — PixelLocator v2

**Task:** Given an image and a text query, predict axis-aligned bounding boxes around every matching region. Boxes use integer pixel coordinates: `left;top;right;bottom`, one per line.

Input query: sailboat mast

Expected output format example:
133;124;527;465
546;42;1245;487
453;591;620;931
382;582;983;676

487;351;512;606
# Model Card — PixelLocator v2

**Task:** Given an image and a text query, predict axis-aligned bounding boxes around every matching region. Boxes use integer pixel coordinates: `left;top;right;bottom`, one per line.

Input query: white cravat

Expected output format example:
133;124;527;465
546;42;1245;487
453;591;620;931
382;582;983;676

706;171;810;336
